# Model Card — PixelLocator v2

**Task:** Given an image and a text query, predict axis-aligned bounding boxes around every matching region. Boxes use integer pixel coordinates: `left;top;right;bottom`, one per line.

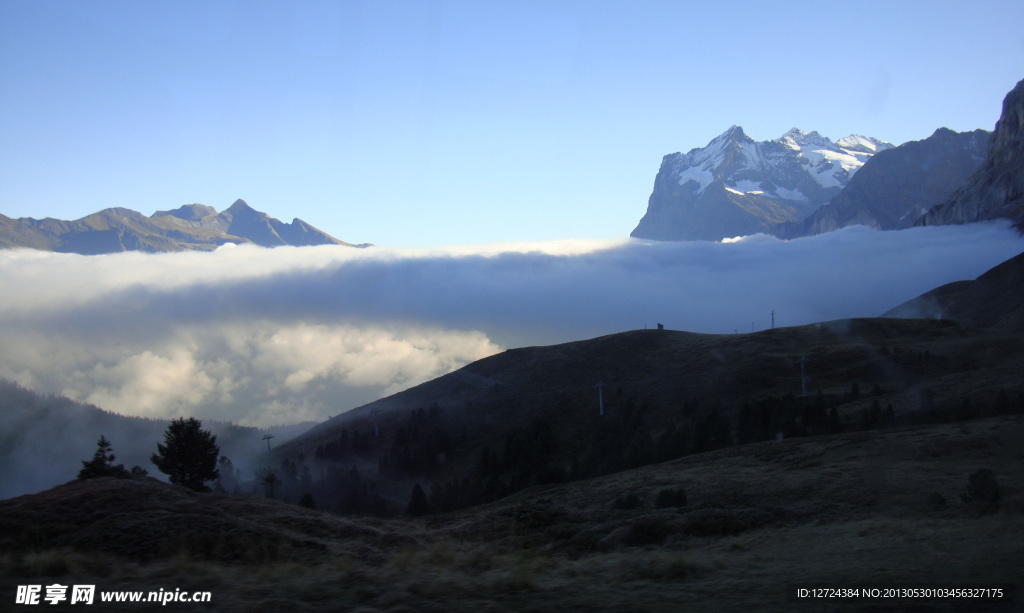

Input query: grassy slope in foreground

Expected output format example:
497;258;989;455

1;412;1021;612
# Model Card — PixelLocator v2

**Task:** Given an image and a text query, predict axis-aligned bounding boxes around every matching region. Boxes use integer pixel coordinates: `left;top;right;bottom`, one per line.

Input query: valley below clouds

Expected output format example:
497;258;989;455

2;222;1022;427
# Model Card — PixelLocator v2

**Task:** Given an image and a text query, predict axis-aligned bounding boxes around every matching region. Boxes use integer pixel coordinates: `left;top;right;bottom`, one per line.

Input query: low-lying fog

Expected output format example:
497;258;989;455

2;222;1021;427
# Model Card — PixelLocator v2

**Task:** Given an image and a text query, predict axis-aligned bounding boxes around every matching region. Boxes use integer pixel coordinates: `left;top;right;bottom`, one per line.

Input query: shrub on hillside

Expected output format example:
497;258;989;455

654;487;688;508
613;493;645;510
960;468;1001;513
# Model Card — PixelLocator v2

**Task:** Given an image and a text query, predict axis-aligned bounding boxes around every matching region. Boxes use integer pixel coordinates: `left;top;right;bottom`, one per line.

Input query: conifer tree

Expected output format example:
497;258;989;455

151;417;220;492
78;435;129;479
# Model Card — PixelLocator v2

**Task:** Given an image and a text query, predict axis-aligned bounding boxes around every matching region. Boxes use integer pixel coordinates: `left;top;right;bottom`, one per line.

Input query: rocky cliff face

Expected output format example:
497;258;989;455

918;79;1024;228
631;127;892;242
777;128;989;237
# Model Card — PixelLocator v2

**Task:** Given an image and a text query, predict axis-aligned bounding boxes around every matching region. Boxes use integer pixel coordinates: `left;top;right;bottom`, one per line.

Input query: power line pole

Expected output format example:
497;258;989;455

594;381;606;416
796;356;807;397
262;434;275;452
370;408;381;437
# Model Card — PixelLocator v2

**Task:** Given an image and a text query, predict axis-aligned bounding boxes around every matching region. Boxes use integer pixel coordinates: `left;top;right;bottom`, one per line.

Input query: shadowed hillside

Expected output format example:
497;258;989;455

270;316;1024;517
2;414;1021;611
884;250;1024;332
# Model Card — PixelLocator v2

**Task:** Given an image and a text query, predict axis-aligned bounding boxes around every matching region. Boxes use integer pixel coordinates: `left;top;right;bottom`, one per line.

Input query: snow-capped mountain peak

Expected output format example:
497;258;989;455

632;126;894;241
779;128;835;150
668;126;893;196
835;134;893;154
711;125;751;143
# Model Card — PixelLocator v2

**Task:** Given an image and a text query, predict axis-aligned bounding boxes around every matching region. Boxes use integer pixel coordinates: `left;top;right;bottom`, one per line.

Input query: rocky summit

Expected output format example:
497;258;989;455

631;126;893;242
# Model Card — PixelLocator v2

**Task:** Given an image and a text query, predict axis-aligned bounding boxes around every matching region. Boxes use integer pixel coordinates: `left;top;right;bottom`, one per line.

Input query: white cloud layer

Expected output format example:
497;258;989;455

1;223;1021;426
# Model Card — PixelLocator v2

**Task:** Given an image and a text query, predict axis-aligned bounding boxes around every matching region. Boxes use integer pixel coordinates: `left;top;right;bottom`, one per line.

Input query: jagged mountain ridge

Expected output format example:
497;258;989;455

774;127;990;237
631;126;893;241
919;79;1024;228
0;199;366;254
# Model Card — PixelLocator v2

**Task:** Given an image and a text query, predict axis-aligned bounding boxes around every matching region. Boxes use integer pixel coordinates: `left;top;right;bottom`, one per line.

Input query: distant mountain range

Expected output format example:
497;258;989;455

0;199;367;254
633;78;1024;242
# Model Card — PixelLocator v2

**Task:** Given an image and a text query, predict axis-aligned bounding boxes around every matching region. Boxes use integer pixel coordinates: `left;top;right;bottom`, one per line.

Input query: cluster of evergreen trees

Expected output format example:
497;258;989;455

249;458;390;516
377;406;460;478
77;417;219;492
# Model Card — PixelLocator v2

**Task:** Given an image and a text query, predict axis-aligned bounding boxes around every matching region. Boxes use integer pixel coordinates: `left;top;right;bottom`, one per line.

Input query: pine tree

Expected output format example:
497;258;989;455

78;435;129;479
150;417;220;492
260;469;282;499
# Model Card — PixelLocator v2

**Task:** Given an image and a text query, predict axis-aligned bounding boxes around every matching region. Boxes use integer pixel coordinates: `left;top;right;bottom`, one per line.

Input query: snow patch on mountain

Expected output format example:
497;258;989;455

836;134;891;154
666;126;893;201
731;179;765;194
675;165;716;195
772;186;810;202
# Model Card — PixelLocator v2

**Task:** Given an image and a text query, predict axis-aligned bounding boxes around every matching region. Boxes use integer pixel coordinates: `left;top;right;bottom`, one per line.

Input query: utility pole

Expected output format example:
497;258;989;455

370;408;381;437
262;434;275;452
594;381;606;416
796;356;807;397
771;310;775;330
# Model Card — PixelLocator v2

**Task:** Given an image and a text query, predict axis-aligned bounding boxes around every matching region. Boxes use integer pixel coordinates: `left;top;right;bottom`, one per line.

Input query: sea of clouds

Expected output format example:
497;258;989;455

2;222;1021;427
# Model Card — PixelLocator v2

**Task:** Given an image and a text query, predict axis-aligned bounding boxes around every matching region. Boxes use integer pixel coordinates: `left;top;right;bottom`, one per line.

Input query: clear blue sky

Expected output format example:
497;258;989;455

2;0;1022;248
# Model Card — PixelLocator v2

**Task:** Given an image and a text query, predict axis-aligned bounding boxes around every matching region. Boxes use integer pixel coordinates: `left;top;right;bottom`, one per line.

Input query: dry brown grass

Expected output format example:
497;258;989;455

3;414;1023;611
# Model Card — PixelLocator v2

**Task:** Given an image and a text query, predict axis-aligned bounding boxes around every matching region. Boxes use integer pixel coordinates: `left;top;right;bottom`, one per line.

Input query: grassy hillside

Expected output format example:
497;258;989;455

2;413;1021;612
270;318;1024;514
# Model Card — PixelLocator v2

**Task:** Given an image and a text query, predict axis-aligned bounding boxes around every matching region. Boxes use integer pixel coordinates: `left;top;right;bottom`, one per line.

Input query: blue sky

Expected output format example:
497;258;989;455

2;0;1022;248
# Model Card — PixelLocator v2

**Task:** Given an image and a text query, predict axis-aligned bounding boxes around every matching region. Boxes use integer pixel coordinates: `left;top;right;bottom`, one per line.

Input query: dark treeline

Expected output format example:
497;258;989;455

233;383;1024;519
224;450;392;516
419;384;1024;516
